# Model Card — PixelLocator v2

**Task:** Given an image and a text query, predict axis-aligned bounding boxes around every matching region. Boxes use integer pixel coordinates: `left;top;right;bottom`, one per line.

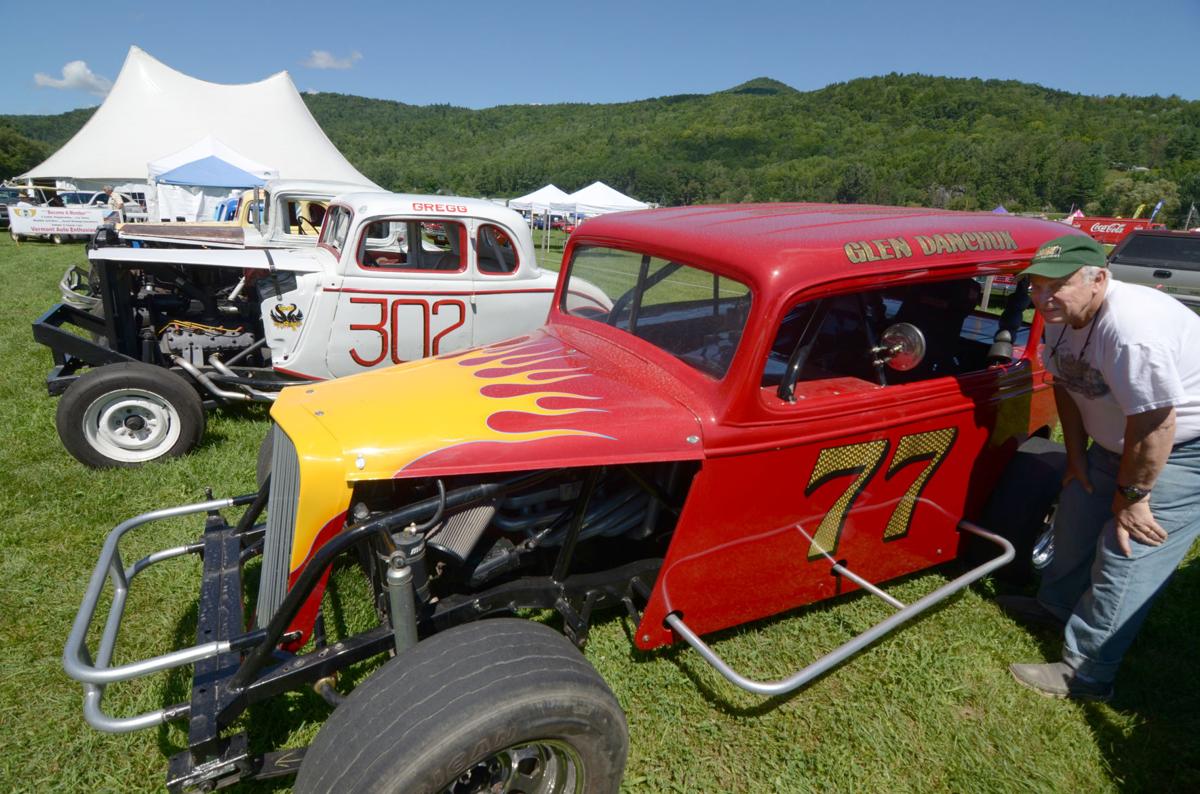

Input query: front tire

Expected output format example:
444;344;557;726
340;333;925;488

55;363;206;467
295;619;628;794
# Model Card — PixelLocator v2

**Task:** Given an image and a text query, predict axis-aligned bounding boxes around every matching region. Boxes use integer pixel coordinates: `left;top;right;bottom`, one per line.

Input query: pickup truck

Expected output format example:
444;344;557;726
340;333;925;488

1108;229;1200;309
35;192;599;467
64;203;1072;792
117;178;371;249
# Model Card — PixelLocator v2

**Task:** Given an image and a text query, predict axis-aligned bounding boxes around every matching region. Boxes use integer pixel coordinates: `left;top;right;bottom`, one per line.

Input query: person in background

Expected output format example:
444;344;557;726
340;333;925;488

998;234;1200;700
103;185;125;222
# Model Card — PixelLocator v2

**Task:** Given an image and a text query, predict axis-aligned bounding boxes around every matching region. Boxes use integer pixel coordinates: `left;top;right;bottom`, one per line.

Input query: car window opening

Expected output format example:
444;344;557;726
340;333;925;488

766;276;1031;399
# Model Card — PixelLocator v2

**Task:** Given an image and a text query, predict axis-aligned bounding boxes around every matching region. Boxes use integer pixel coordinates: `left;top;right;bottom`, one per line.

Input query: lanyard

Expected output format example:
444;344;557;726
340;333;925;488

1048;303;1103;367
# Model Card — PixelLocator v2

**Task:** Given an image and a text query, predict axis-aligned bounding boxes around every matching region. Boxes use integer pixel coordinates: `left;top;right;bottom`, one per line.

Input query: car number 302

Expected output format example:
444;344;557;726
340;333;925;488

347;296;467;367
803;427;958;559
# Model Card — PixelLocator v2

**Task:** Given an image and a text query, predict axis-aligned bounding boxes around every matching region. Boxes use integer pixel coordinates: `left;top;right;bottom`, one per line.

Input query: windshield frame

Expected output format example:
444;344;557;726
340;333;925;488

560;243;753;380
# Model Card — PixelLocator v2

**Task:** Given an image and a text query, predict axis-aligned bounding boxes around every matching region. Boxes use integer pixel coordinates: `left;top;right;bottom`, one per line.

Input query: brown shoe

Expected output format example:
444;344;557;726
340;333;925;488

994;595;1066;630
1009;662;1113;702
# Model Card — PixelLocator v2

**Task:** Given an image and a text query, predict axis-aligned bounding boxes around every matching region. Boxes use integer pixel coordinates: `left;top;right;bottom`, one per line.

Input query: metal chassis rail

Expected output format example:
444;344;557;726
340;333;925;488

665;521;1014;697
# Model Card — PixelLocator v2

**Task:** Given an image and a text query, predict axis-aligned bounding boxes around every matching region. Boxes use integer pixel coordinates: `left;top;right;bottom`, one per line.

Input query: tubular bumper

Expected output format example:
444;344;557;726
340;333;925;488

666;520;1015;697
62;494;257;733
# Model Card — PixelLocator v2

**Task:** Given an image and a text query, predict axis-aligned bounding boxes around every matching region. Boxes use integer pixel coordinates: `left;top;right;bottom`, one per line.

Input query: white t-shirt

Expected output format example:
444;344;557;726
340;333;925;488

1044;278;1200;453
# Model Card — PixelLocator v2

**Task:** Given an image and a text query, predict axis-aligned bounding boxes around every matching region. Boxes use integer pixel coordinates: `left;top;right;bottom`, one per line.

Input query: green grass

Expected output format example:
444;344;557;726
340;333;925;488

0;233;1197;793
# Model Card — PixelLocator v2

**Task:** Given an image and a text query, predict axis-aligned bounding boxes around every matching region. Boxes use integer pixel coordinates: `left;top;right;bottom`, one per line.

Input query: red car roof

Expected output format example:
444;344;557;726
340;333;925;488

573;203;1080;292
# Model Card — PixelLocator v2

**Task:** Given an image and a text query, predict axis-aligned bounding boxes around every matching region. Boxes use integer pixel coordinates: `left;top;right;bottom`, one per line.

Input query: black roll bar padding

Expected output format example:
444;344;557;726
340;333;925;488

228;471;552;690
777;298;830;403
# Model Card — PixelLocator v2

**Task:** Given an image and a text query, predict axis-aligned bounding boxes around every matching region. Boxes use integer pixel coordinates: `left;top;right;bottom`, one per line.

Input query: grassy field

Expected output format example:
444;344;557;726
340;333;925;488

0;233;1197;793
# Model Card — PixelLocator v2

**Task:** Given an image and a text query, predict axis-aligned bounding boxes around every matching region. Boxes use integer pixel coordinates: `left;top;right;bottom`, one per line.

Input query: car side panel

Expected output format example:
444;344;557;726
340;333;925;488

637;367;1052;649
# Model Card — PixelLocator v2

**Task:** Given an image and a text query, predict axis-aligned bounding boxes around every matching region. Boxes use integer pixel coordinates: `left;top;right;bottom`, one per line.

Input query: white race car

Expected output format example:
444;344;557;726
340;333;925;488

35;191;608;467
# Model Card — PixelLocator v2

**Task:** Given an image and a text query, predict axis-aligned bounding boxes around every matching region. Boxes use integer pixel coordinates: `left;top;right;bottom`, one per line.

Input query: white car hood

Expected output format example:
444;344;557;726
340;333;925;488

88;246;327;273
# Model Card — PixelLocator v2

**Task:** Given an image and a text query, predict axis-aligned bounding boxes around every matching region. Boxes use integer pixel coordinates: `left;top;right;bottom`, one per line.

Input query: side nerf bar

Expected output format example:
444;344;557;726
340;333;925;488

665;521;1014;697
62;494;257;733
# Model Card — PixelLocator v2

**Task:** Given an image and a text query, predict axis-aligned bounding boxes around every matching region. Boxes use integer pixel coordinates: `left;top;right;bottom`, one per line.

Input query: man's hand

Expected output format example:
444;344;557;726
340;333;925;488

1112;498;1168;557
1063;451;1093;493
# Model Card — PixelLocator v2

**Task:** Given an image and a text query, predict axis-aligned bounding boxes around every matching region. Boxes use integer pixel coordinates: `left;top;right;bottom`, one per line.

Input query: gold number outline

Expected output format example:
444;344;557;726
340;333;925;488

802;428;958;558
804;439;889;560
882;427;959;541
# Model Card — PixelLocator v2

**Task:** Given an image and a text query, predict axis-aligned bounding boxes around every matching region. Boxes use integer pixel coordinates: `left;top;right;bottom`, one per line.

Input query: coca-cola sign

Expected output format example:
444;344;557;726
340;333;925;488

1071;216;1164;244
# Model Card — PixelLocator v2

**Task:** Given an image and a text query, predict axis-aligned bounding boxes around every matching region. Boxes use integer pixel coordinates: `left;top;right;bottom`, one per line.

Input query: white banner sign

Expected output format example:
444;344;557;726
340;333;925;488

8;204;114;236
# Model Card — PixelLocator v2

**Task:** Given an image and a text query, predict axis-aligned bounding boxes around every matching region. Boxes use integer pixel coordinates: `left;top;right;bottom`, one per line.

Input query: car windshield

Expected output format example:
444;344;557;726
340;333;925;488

563;245;751;379
1116;234;1200;270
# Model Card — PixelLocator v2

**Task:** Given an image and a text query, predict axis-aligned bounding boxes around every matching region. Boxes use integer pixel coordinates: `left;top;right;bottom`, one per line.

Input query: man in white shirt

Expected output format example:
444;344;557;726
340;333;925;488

1002;233;1200;700
103;185;125;222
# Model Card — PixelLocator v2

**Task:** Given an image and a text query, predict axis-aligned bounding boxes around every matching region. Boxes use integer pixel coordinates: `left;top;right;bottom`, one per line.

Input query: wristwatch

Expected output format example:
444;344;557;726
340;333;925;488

1118;484;1151;503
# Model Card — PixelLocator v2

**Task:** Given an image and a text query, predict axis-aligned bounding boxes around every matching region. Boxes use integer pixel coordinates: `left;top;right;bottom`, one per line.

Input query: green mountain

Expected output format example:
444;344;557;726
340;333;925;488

4;74;1197;222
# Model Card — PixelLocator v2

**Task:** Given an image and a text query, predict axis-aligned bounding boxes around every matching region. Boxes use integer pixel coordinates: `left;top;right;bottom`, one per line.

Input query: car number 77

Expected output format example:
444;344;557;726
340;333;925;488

802;428;958;559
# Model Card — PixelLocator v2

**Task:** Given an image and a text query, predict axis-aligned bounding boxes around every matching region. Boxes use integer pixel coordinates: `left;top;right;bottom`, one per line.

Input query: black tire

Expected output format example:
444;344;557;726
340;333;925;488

295;618;628;794
55;362;206;468
969;436;1065;583
51;233;65;245
256;426;274;488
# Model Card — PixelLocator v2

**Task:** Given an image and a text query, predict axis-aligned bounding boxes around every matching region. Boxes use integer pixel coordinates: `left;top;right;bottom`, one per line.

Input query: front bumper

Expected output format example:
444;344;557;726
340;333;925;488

62;494;260;733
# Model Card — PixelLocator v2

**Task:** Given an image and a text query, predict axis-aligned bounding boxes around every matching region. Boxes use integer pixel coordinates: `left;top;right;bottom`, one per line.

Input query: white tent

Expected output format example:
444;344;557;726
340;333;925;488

508;184;571;215
20;46;376;220
552;181;648;218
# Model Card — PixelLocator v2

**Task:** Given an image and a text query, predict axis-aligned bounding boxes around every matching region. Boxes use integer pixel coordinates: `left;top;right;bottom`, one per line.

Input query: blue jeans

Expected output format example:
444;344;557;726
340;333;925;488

1037;435;1200;684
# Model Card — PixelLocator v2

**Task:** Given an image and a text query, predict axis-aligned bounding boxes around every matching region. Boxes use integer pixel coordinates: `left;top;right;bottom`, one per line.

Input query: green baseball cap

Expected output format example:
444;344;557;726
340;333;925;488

1020;233;1106;278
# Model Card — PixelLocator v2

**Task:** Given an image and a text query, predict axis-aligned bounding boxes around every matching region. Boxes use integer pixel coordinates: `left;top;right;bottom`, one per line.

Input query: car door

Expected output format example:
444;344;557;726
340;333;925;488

638;273;1056;646
326;216;475;378
470;221;558;345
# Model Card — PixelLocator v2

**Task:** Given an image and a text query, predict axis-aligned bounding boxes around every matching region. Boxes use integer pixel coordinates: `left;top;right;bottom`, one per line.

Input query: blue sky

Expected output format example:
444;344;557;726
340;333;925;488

3;0;1197;116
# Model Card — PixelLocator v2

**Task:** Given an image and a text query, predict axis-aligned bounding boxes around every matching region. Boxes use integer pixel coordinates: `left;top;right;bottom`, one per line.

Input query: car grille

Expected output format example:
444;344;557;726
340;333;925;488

256;425;300;626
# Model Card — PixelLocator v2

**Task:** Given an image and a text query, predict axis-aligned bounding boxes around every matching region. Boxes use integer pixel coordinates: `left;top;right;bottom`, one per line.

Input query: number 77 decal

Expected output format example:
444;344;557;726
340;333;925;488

803;428;958;560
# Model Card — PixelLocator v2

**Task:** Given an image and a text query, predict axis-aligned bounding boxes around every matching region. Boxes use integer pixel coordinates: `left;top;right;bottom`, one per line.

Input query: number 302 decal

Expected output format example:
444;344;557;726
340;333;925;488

803;427;957;560
348;297;466;367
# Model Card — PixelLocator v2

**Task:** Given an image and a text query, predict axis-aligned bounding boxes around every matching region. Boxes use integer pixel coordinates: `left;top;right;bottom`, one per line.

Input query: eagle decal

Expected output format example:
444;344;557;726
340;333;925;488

270;303;304;329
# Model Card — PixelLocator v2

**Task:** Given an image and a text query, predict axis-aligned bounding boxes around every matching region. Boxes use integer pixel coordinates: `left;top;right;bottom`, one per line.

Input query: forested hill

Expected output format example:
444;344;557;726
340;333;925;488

3;74;1197;222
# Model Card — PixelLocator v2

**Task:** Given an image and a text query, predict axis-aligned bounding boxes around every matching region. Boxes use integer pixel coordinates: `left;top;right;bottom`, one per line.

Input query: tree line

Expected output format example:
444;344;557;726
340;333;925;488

3;74;1197;224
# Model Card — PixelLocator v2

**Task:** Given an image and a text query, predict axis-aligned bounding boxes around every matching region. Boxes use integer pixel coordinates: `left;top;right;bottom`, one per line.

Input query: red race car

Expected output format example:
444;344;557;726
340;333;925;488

66;204;1073;793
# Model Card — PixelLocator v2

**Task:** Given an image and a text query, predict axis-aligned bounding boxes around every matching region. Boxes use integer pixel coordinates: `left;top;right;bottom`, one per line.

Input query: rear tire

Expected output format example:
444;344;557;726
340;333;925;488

56;363;206;467
969;436;1065;583
295;618;628;794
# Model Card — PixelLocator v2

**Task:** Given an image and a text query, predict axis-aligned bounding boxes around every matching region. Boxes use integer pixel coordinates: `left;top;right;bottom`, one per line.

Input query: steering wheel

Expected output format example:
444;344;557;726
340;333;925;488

297;215;320;235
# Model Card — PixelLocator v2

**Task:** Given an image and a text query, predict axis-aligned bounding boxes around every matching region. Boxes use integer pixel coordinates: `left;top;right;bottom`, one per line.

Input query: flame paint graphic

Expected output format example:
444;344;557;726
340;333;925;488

392;336;612;472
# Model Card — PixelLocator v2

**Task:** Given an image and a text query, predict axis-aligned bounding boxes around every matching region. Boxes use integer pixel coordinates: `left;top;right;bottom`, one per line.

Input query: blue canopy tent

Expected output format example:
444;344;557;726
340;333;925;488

147;136;278;220
156;155;266;189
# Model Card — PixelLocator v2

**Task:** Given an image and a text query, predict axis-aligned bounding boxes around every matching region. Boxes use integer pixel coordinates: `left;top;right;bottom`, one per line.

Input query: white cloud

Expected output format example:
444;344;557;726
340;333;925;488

303;50;362;70
34;60;112;96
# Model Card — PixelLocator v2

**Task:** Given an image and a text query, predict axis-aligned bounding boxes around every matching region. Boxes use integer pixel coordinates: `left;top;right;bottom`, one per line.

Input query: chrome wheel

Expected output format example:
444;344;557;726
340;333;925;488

1031;506;1057;571
445;740;583;794
81;387;183;463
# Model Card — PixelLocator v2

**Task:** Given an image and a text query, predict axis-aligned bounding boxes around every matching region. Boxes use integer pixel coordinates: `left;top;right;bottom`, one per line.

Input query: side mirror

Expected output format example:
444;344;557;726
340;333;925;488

873;322;926;371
